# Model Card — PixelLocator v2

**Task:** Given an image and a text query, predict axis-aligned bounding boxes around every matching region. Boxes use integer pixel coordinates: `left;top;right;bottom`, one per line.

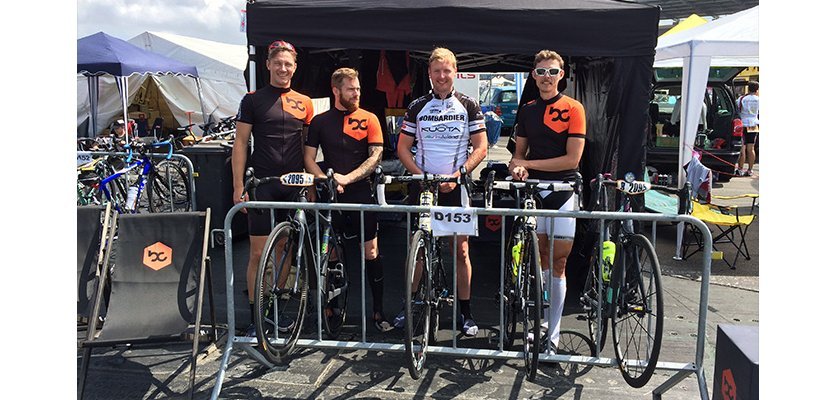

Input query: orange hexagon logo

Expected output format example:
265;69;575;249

143;241;173;271
721;368;737;400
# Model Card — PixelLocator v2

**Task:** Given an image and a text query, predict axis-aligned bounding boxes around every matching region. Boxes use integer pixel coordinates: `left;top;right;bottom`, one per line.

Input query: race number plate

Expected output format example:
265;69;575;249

280;172;315;187
77;151;93;166
616;180;651;195
430;206;478;237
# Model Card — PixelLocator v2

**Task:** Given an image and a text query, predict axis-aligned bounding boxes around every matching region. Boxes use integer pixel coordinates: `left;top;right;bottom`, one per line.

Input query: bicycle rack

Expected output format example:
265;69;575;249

83;151;198;212
211;202;714;400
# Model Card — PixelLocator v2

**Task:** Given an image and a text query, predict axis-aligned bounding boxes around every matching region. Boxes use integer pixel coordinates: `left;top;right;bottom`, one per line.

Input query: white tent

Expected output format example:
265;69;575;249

654;5;759;187
128;31;248;128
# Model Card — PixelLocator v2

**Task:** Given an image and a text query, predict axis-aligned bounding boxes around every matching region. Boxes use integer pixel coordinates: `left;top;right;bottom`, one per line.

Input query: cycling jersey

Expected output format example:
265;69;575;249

401;90;486;174
305;107;383;178
237;85;314;177
516;93;586;181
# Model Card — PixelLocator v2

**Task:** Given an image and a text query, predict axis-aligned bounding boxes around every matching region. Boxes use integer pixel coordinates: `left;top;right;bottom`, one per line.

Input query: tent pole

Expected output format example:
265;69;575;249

195;77;209;126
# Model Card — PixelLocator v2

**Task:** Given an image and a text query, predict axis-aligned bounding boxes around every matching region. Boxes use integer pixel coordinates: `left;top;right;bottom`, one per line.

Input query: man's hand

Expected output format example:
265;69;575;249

233;186;248;214
509;159;529;181
333;173;350;194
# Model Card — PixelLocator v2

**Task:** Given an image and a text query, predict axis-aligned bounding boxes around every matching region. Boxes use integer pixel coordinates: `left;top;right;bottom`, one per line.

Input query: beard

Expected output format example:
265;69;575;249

339;94;359;113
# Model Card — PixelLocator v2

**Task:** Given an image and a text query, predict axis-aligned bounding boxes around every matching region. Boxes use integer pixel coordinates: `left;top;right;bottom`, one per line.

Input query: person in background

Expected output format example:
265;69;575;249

735;81;759;176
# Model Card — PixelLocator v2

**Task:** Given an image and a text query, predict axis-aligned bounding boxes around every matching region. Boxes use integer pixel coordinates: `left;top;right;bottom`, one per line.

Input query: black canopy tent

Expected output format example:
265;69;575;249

244;0;660;184
245;0;660;292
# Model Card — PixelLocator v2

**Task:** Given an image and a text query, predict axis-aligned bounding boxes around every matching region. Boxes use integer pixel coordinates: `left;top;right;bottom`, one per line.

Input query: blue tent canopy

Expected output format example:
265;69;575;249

78;32;205;137
78;32;199;77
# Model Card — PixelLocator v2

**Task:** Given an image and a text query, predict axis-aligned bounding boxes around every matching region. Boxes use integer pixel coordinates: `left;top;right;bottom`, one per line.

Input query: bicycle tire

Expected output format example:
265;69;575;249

580;245;609;356
428;240;445;346
254;222;309;363
611;233;664;388
148;161;191;213
501;221;523;350
521;231;541;381
322;237;348;339
404;230;431;380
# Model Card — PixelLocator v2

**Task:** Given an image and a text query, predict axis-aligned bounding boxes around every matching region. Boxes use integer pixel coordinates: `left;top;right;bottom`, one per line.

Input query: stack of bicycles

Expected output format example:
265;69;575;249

76;136;192;214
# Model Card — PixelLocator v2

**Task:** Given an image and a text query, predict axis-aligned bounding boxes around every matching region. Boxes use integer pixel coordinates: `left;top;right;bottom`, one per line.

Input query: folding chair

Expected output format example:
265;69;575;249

78;210;216;400
77;204;113;330
683;194;758;269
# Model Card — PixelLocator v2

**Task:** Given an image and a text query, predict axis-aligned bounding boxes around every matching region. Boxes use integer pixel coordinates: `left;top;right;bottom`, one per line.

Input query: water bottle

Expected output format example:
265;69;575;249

601;240;615;283
125;186;139;211
510;235;522;281
321;230;330;256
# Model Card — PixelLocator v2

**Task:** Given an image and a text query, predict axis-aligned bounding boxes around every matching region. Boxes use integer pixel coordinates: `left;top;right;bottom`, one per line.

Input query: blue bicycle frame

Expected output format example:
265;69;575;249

99;139;173;214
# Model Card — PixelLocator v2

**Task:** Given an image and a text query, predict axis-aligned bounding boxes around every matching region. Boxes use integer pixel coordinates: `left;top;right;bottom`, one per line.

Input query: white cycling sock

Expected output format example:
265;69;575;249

548;276;566;349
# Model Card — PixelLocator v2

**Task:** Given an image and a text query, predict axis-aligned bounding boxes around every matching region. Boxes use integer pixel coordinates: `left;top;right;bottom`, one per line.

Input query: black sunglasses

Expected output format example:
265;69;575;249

533;67;562;77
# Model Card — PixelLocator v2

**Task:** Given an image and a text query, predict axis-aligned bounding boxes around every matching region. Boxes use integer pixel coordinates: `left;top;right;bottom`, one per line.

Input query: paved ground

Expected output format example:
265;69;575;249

77;137;759;399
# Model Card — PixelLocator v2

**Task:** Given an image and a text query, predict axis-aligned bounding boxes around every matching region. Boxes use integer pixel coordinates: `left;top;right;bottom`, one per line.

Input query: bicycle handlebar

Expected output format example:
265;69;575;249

591;173;692;214
372;166;471;206
483;170;580;209
242;167;334;202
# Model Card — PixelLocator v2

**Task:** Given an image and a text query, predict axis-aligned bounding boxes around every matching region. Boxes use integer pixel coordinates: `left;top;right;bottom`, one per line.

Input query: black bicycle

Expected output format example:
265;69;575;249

484;170;580;381
243;167;349;363
579;173;689;388
374;168;471;379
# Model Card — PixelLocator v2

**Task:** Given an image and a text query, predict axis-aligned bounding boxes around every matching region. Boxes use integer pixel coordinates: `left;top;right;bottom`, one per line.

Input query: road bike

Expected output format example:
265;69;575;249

579;172;689;388
483;170;580;381
97;137;190;213
373;168;471;379
243;167;349;363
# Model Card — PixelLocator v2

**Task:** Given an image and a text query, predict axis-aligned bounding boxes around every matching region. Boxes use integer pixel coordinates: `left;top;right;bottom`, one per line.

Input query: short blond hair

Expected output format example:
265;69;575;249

429;47;457;69
534;50;564;69
331;67;359;88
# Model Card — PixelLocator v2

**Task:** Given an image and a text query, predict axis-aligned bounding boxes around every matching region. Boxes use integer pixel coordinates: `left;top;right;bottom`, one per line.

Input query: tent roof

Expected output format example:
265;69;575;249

78;32;199;77
659;14;707;37
654;6;759;61
246;0;660;57
128;32;247;84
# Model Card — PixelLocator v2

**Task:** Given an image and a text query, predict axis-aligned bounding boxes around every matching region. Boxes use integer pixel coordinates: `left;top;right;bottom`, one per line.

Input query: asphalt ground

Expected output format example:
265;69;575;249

77;138;760;399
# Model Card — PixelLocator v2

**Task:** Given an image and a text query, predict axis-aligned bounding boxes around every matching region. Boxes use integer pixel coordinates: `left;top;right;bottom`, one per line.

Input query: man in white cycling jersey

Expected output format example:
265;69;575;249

395;47;488;336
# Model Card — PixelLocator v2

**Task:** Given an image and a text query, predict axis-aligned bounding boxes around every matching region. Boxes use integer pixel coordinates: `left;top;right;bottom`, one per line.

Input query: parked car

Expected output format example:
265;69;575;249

646;67;745;182
482;86;519;131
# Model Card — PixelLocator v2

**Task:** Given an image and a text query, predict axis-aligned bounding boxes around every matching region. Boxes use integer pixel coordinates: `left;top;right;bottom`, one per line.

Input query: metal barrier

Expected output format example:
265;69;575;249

210;202;714;400
82;151;198;212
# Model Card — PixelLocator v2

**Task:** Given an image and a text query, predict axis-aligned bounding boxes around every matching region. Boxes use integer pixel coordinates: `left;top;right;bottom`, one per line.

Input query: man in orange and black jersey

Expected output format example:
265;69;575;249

232;40;315;337
508;50;585;353
304;68;392;332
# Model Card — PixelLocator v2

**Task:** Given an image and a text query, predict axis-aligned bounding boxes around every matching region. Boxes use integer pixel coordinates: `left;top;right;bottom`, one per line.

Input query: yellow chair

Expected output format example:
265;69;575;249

683;194;758;269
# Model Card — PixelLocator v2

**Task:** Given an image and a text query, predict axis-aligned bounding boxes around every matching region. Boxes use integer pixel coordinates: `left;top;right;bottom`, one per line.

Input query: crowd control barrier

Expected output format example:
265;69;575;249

80;151;198;212
211;202;715;400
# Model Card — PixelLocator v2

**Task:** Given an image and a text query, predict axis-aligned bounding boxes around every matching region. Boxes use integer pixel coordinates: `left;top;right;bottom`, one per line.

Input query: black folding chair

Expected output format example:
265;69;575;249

77;204;112;330
78;210;216;399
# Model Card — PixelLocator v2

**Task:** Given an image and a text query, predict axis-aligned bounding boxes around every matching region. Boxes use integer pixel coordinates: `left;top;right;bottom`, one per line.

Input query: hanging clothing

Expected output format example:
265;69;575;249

685;152;712;203
376;50;412;108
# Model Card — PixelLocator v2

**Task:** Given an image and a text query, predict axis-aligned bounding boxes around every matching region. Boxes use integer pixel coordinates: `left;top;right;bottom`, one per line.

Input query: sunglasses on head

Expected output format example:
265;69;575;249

533;67;562;77
269;40;296;53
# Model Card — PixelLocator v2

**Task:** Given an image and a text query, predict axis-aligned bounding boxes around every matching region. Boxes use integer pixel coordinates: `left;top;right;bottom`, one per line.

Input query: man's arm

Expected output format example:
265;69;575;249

509;135;529;180
515;137;585;172
338;146;383;186
397;134;423;175
303;145;325;178
232;121;253;207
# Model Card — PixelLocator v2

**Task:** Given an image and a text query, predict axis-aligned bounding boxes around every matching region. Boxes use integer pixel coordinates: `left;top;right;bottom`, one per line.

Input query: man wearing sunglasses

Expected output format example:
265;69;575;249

509;50;586;354
232;40;315;337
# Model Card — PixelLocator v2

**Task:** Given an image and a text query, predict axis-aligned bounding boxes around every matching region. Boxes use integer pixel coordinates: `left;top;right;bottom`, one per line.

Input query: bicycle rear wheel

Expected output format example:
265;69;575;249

521;232;541;381
611;234;664;388
501;222;523;350
322;238;348;339
580;245;609;356
254;222;309;363
148;160;191;212
404;230;431;380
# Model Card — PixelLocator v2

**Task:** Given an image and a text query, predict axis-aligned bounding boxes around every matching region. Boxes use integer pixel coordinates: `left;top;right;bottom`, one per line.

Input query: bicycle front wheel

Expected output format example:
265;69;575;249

501;222;523;350
148;161;191;212
580;244;608;356
322;237;348;339
611;234;664;388
404;230;431;380
521;231;542;381
254;222;309;363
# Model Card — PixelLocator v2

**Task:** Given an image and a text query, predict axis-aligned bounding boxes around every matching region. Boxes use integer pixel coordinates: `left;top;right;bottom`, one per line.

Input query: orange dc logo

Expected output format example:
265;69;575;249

143;242;173;271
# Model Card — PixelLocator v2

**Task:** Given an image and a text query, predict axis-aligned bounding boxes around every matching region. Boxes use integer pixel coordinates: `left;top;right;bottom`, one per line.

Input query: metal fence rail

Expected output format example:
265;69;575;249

83;151;198;211
211;202;714;400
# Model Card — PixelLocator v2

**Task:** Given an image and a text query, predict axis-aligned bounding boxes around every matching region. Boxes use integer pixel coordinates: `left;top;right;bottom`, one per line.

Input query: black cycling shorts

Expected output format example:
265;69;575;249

247;182;299;236
742;127;759;145
329;181;378;241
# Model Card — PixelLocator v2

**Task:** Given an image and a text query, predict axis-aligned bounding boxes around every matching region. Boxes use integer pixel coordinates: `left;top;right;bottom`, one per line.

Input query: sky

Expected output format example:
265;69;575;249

77;0;248;45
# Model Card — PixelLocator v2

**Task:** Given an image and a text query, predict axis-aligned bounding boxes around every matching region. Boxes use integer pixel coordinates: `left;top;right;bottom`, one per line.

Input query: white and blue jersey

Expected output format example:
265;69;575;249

401;90;486;174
